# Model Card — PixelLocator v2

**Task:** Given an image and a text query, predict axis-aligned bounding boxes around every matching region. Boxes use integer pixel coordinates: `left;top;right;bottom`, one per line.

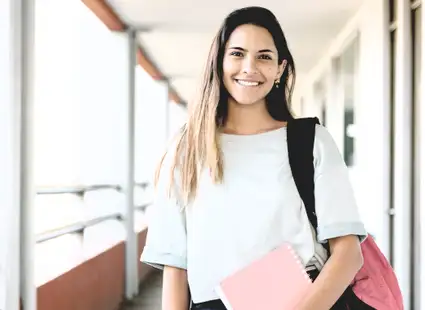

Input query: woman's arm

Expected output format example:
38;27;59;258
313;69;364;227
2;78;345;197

162;266;190;310
297;235;363;310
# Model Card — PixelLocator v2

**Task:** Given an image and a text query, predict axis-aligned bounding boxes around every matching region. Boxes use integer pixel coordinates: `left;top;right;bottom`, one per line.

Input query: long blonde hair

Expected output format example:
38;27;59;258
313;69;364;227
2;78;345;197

155;6;296;206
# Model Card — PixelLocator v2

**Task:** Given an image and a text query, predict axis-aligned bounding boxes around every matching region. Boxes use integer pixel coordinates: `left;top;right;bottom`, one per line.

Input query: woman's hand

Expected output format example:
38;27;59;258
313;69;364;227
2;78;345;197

295;234;363;310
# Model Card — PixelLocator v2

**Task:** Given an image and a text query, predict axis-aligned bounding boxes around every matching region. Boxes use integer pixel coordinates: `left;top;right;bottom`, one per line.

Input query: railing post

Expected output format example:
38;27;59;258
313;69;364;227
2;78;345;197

124;28;138;300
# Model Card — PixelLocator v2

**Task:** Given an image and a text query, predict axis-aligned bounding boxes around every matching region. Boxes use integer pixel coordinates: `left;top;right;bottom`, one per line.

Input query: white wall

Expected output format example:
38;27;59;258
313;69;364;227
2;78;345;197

34;0;82;187
0;1;21;308
300;0;390;256
352;0;390;255
169;100;188;138
135;69;170;184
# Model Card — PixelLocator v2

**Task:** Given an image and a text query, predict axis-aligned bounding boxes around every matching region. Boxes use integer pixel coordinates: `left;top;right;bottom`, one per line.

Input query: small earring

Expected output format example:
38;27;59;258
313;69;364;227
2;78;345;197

275;79;280;88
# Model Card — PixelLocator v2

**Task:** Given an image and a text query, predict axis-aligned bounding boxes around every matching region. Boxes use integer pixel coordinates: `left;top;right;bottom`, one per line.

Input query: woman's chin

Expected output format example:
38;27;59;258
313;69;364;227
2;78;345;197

229;95;265;106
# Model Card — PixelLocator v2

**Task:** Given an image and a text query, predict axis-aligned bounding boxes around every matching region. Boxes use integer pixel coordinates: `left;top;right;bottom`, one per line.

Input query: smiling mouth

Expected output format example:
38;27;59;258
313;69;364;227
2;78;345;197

234;79;263;87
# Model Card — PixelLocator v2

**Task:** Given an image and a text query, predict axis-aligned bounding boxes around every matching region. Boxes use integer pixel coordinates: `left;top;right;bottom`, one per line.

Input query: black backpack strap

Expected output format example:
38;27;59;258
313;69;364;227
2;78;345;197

287;117;320;233
287;117;332;255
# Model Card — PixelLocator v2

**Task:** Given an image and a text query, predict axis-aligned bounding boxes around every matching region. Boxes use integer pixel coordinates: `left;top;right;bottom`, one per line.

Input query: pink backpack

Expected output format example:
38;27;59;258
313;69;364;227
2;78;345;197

350;235;403;309
287;118;404;309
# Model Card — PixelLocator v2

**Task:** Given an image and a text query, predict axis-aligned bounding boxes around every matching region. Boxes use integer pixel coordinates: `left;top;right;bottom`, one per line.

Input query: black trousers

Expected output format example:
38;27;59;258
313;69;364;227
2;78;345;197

190;270;374;310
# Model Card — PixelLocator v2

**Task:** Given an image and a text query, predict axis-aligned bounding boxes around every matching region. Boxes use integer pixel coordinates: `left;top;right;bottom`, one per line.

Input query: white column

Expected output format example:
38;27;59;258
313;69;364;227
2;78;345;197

410;3;423;309
0;0;36;309
0;0;22;308
419;1;425;307
124;29;138;300
379;0;392;261
20;0;37;308
393;0;413;308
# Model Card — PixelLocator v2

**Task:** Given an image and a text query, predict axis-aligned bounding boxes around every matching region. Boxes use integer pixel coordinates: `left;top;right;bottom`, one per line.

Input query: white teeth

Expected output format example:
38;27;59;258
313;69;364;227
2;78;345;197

236;80;260;87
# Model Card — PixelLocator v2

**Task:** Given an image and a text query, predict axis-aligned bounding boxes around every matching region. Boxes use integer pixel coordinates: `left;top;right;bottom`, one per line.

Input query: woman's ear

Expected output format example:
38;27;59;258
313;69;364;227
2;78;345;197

277;59;287;81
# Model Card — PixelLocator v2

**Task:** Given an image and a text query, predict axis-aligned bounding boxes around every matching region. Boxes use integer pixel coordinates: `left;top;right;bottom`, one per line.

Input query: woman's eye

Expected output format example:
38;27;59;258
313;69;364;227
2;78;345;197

230;51;243;57
258;54;272;60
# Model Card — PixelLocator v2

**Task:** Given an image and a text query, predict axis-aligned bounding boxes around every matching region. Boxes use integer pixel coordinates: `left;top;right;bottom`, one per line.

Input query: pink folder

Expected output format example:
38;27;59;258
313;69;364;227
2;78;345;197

214;243;313;310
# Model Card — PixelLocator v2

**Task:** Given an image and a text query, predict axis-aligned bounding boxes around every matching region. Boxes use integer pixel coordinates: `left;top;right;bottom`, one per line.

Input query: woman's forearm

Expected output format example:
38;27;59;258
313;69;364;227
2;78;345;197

297;235;363;310
162;266;190;310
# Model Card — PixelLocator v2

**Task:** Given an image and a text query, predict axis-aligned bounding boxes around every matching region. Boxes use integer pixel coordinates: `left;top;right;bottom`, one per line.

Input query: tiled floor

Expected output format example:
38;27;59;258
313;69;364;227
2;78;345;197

122;270;163;310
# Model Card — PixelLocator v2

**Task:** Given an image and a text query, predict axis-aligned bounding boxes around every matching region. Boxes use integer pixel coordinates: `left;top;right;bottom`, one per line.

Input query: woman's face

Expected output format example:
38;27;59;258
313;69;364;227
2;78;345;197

222;24;285;106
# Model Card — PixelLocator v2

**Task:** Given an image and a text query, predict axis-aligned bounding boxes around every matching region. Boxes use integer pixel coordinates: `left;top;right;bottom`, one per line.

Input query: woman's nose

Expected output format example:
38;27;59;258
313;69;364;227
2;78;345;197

242;57;259;74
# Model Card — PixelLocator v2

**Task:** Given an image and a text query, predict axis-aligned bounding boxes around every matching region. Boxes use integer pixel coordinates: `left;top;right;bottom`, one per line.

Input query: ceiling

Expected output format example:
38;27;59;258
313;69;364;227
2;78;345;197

106;0;364;104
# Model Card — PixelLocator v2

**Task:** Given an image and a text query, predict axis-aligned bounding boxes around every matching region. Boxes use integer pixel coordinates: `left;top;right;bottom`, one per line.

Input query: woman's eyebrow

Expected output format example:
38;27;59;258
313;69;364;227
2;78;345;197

258;49;274;53
228;46;275;53
228;46;246;51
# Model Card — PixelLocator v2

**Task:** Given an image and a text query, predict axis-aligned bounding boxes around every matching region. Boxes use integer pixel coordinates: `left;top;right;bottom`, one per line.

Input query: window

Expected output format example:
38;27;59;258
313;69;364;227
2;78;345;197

338;36;359;167
313;81;327;126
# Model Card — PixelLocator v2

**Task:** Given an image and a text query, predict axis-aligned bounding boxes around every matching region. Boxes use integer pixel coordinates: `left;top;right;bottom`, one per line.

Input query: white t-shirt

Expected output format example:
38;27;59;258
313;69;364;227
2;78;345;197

140;124;367;303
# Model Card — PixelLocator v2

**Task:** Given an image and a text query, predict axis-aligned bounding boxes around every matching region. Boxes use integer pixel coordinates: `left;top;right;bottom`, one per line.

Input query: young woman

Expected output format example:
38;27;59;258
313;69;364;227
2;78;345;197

141;6;367;310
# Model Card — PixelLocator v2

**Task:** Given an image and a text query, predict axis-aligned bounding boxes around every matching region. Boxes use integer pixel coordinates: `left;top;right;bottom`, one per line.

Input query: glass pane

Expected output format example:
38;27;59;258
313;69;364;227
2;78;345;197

313;81;327;126
340;37;359;168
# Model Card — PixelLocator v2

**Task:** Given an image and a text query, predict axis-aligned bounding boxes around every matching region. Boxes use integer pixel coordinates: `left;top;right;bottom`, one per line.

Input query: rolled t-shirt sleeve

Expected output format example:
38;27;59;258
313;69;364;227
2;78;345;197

313;125;367;244
140;150;187;270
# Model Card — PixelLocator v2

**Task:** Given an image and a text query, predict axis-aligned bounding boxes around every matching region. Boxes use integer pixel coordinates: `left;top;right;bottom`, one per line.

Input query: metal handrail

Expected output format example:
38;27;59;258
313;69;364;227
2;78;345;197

134;182;150;190
35;202;152;244
37;184;121;195
35;183;152;243
134;203;151;212
36;182;150;196
36;212;122;243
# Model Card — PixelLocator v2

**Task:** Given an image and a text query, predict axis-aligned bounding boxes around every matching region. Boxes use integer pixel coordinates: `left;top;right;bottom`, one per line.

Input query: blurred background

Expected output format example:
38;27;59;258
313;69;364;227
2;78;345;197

0;0;423;309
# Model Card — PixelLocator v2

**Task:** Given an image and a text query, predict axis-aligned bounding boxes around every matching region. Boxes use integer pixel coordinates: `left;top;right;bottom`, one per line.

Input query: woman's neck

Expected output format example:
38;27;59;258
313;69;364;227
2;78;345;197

223;99;286;135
